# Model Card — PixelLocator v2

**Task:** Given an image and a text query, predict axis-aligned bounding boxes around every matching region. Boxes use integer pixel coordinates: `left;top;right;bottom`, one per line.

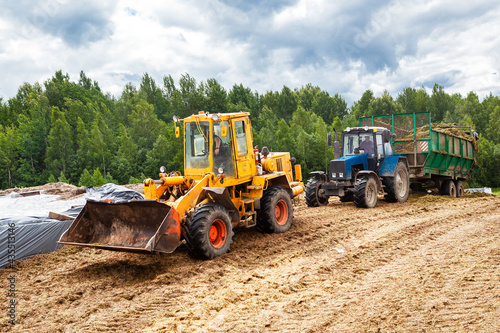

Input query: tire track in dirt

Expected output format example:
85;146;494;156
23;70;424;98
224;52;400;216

1;196;498;332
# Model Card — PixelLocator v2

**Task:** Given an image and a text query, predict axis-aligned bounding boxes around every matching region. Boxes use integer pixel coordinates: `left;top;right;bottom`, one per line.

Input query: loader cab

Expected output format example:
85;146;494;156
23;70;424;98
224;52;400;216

182;112;256;181
342;127;393;171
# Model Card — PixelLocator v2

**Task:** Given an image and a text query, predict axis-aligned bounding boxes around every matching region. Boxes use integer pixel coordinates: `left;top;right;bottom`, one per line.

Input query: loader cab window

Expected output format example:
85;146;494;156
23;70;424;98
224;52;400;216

213;121;235;177
185;121;210;169
234;120;248;156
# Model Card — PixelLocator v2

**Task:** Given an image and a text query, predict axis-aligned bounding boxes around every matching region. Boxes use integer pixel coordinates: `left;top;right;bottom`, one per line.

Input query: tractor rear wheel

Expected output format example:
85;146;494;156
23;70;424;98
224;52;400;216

384;162;410;203
455;180;464;197
305;176;329;207
354;177;378;208
185;203;233;260
257;186;293;233
442;180;457;197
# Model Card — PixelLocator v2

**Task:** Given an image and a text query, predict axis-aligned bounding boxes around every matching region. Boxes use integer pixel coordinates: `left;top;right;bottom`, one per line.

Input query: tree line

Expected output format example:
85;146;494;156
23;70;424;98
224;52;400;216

0;70;499;190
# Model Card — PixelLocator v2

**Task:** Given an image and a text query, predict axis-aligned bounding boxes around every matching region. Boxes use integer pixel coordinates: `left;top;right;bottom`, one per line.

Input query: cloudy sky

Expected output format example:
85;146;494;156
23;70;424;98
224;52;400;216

0;0;499;105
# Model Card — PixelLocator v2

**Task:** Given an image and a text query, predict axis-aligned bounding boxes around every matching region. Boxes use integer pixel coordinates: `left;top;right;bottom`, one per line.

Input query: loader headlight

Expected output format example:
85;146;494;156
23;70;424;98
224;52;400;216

211;114;219;121
160;166;166;173
218;167;224;174
173;115;179;123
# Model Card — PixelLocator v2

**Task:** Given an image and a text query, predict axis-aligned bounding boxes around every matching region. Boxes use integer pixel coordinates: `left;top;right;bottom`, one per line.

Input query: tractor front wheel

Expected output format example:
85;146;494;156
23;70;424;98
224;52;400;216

305;176;329;207
185;203;233;260
354;177;378;208
257;187;293;233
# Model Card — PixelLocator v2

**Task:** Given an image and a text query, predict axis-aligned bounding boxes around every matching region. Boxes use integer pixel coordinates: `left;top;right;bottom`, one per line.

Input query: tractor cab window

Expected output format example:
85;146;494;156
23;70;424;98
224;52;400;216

343;133;362;156
185;121;210;169
343;132;376;157
213;121;235;177
376;134;385;158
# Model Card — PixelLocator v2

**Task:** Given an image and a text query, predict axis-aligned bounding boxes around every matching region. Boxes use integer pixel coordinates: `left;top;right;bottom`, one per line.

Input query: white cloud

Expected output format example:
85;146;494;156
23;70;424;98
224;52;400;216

0;0;499;105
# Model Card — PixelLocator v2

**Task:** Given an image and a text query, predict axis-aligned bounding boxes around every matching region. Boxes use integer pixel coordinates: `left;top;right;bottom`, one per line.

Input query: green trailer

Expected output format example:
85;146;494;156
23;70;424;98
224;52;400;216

360;112;479;197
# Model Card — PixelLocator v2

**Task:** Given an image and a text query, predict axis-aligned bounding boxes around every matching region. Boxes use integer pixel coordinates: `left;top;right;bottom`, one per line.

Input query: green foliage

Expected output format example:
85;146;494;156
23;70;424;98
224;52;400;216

47;174;57;183
79;168;94;187
470;137;500;188
1;70;499;190
128;175;142;184
58;171;69;183
93;168;105;187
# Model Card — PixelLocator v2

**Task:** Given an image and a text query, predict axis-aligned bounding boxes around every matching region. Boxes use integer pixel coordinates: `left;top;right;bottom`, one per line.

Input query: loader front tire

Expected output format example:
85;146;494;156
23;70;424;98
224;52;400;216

185;203;233;260
257;187;293;233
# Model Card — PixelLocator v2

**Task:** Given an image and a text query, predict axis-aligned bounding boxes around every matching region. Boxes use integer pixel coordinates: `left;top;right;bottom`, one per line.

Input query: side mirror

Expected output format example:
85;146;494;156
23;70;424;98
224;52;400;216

221;125;228;137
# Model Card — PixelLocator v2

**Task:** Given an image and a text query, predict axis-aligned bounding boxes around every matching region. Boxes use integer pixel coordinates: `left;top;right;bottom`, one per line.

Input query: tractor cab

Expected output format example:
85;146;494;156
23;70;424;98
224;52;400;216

341;127;394;172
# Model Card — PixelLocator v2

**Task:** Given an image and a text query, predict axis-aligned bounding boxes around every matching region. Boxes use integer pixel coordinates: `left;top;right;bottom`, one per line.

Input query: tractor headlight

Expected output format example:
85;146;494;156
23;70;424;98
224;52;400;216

218;167;224;174
339;173;343;178
212;114;219;121
173;115;179;123
332;173;336;178
160;166;166;173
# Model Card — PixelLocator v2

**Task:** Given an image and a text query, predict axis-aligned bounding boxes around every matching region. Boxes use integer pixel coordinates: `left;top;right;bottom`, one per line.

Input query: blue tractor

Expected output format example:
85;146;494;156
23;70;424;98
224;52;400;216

305;126;410;208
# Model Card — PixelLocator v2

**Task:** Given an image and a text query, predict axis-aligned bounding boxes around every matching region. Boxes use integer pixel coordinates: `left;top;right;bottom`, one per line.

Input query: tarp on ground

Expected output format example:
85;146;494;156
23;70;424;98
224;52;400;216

0;183;143;268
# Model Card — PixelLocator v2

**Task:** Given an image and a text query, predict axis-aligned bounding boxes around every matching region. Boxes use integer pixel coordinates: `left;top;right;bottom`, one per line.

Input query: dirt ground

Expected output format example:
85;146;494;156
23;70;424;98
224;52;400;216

1;185;499;332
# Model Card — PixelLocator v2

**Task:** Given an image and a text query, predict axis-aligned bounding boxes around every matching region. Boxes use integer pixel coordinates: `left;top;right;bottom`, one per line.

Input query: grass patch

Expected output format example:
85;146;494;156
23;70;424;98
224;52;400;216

492;188;500;196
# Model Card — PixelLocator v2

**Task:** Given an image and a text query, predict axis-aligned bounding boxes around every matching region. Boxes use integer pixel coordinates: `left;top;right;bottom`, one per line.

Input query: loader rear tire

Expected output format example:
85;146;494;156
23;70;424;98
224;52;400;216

305;176;329;207
354;177;378;208
185;203;233;260
257;187;293;233
383;162;410;203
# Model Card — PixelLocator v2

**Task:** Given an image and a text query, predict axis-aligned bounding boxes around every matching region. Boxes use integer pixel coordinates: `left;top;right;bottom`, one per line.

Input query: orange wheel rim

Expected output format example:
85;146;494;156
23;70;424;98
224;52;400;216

209;219;227;249
275;200;289;225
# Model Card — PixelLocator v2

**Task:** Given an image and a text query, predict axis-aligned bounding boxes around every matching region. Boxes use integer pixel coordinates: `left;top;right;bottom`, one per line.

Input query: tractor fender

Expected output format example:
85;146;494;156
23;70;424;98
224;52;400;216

309;171;328;182
355;170;383;192
202;187;240;223
379;155;408;177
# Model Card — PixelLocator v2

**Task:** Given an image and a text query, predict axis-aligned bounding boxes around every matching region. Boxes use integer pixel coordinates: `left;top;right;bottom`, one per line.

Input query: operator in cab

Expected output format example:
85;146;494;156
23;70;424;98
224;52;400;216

359;136;374;155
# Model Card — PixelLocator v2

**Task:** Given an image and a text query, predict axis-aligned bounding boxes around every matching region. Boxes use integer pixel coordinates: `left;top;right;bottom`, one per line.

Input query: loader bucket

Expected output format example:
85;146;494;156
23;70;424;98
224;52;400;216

58;200;181;254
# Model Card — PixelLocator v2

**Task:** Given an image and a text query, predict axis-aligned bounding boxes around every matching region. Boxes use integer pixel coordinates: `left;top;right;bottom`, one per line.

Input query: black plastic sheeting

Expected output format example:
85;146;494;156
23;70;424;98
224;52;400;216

0;184;144;268
86;183;144;202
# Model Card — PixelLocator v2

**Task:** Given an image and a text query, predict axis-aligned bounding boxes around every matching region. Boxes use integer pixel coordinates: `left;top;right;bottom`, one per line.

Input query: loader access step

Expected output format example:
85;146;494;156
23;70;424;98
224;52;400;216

58;200;181;254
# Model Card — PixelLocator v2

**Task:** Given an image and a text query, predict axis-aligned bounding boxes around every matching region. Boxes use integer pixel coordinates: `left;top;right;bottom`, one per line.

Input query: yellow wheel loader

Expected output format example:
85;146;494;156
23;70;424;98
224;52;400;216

59;111;305;259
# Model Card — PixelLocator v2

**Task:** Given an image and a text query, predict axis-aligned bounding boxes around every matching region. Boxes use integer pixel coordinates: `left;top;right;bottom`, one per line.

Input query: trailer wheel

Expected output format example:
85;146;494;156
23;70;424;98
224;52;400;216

257;186;293;233
383;162;410;203
454;180;464;197
305;176;329;207
354;177;378;208
442;180;457;197
185;203;233;260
